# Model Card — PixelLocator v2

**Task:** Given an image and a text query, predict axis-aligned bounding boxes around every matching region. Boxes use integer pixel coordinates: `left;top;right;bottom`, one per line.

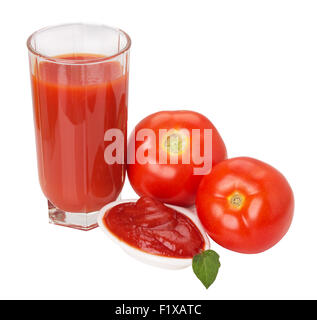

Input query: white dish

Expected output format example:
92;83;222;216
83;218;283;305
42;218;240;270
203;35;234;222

98;199;210;269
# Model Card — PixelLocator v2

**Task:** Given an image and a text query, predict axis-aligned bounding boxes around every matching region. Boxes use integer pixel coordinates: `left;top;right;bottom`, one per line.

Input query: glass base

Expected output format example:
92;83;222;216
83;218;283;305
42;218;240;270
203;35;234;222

48;200;99;231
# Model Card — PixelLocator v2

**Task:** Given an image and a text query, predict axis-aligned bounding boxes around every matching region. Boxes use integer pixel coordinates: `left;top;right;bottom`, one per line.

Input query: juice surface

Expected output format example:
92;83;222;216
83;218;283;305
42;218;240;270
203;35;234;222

31;54;128;212
103;197;205;258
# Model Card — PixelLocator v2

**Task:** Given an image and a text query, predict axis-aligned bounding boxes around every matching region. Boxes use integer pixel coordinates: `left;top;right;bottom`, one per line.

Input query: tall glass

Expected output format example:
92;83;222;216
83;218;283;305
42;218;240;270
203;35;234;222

27;23;130;230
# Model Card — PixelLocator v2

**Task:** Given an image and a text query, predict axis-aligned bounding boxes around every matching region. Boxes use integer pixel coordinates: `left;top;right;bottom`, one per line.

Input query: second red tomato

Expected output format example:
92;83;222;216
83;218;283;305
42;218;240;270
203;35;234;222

196;157;294;253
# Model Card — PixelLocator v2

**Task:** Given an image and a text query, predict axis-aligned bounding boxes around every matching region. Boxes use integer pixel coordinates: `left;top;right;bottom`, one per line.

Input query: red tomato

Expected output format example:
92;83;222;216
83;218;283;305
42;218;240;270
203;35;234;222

127;110;227;207
196;157;294;254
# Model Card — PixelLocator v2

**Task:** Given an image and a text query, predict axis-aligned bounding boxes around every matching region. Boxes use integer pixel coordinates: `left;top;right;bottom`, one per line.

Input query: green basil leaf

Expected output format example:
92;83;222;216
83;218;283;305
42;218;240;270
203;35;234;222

192;250;221;289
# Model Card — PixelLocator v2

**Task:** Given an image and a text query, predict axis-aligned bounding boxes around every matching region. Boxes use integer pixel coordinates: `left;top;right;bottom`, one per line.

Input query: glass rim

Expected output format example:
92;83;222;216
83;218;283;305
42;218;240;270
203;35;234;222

26;23;131;64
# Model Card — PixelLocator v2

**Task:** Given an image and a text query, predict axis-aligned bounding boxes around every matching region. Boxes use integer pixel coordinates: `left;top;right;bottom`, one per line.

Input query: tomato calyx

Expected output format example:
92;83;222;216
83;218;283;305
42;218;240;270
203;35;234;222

161;129;189;155
228;191;245;210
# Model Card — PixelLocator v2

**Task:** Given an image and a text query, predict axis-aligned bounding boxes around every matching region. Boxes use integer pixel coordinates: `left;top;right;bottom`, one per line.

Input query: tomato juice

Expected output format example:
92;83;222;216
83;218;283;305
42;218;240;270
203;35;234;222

31;54;128;213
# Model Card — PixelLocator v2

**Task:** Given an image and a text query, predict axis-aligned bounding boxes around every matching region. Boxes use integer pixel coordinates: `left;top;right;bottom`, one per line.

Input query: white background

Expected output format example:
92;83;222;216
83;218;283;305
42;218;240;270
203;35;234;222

0;0;316;300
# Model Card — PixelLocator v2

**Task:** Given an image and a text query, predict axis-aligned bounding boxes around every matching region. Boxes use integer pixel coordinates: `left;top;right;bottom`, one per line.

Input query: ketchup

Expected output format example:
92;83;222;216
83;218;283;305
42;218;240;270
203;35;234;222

103;197;205;258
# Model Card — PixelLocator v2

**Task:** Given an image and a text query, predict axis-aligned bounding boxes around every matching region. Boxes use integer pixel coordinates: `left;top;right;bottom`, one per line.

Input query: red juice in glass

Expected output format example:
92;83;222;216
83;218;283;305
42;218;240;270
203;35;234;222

27;24;130;230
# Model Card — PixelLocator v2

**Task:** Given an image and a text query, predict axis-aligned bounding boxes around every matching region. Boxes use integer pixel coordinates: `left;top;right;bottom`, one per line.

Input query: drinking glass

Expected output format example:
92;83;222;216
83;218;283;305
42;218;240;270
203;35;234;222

27;23;130;230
